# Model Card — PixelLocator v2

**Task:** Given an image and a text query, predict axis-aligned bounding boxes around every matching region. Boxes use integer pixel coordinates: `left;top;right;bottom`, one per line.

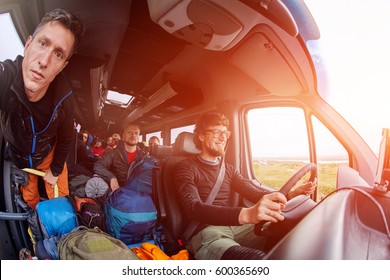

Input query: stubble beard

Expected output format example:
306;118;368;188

208;145;225;157
125;139;137;148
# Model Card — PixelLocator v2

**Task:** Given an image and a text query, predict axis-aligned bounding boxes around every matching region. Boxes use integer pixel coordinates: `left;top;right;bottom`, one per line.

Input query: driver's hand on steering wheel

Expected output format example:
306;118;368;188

238;192;287;225
286;177;317;200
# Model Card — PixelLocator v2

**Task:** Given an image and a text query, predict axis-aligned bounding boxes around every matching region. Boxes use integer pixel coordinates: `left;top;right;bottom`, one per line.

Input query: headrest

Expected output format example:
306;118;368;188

149;144;174;158
173;132;200;156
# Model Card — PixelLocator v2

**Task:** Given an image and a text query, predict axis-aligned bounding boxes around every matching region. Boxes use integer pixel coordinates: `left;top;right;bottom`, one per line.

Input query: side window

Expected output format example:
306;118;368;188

0;12;24;60
248;107;310;191
311;116;349;199
170;124;195;145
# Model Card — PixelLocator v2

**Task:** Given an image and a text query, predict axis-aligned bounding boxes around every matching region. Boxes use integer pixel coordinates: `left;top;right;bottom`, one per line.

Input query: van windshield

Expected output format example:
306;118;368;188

304;0;390;155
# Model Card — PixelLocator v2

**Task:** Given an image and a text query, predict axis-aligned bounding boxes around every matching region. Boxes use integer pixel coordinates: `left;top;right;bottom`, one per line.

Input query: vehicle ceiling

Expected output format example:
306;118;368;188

9;0;318;136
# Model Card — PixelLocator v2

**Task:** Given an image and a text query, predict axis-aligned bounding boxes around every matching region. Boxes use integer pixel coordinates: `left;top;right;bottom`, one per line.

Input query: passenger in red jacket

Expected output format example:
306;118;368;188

92;138;105;158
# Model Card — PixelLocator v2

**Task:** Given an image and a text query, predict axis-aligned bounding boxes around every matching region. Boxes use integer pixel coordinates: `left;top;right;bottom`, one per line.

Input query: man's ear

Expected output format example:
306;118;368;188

198;134;205;143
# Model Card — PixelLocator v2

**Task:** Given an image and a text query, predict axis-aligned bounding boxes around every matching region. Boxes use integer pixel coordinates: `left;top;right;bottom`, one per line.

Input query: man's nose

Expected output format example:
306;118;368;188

218;132;227;140
39;51;51;68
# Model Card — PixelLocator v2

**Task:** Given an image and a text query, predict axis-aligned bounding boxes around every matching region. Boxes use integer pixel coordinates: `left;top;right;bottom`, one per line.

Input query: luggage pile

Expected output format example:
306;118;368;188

22;155;186;260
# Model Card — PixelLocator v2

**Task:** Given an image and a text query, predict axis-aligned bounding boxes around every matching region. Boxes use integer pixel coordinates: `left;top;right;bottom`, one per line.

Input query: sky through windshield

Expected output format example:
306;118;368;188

305;0;390;154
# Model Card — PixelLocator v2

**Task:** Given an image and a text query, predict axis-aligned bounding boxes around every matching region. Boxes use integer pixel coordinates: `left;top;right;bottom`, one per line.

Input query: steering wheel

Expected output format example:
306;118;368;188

279;163;317;196
254;163;317;236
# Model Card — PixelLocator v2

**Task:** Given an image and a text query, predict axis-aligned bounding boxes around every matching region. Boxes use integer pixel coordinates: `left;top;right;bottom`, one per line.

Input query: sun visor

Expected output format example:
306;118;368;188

230;31;306;95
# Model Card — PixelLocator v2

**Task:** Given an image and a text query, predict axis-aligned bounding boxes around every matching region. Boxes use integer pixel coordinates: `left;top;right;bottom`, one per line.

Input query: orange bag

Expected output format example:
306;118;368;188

131;243;189;260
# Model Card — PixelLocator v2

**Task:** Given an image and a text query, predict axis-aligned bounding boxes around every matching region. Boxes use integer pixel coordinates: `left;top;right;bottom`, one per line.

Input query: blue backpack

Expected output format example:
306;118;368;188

27;197;78;259
125;155;159;194
105;187;157;245
105;155;160;245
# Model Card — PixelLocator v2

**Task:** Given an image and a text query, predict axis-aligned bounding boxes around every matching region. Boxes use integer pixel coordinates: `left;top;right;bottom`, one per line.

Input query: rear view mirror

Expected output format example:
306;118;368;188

374;128;390;192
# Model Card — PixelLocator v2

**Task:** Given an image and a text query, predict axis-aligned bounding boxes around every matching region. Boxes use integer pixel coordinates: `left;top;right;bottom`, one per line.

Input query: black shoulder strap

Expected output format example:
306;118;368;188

182;157;226;242
204;158;226;204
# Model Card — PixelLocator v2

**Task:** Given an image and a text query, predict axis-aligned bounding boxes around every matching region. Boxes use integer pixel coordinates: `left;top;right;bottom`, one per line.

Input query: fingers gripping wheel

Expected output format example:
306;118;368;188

279;163;317;196
254;163;317;236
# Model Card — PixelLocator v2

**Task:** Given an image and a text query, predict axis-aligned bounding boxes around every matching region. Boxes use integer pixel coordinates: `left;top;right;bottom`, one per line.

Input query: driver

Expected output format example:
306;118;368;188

174;112;316;260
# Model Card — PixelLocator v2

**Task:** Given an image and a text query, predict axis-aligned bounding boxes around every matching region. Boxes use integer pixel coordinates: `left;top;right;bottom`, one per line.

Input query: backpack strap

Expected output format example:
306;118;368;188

23;168;58;197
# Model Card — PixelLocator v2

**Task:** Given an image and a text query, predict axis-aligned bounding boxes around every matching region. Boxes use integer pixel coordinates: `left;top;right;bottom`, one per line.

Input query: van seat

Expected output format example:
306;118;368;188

150;132;200;254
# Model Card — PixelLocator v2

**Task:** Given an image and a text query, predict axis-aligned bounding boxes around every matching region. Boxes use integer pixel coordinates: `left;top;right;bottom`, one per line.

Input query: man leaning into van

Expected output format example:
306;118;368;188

174;112;316;260
0;9;85;208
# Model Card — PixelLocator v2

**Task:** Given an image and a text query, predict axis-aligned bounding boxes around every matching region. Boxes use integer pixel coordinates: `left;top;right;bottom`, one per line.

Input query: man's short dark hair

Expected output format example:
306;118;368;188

193;112;229;149
33;8;85;58
122;121;141;132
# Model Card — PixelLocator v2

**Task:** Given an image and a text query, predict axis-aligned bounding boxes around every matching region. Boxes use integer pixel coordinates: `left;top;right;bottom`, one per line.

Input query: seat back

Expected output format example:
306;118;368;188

150;132;200;251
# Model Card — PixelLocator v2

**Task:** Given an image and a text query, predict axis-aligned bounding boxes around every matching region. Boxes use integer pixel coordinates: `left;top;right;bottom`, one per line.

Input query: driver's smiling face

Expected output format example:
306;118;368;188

200;125;229;160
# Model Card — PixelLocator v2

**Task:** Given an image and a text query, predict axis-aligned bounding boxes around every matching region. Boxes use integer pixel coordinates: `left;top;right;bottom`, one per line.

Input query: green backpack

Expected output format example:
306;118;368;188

58;226;140;260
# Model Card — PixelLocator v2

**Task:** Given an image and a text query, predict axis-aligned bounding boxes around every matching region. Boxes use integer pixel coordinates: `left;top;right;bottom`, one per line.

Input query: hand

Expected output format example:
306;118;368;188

239;192;287;225
287;177;317;200
110;177;120;192
43;168;59;188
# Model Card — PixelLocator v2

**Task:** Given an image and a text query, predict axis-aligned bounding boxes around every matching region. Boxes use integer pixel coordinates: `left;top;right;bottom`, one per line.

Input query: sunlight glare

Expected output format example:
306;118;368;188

304;0;390;154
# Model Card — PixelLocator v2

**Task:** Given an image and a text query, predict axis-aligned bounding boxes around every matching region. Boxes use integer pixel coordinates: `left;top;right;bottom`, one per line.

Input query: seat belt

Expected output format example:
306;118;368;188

182;157;226;242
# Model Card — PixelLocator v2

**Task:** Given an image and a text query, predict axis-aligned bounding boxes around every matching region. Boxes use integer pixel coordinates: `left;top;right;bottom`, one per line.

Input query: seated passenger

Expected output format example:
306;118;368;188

94;122;145;192
148;136;160;153
76;131;97;173
111;133;121;148
103;136;114;154
174;112;316;260
81;130;92;152
92;137;104;158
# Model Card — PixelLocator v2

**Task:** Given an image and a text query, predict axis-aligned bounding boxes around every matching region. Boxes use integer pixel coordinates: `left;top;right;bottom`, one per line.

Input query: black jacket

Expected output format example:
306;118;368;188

93;141;145;187
0;56;74;176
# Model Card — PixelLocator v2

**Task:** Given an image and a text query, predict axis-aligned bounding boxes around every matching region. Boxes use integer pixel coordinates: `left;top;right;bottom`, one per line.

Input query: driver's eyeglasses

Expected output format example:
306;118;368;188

204;129;231;138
